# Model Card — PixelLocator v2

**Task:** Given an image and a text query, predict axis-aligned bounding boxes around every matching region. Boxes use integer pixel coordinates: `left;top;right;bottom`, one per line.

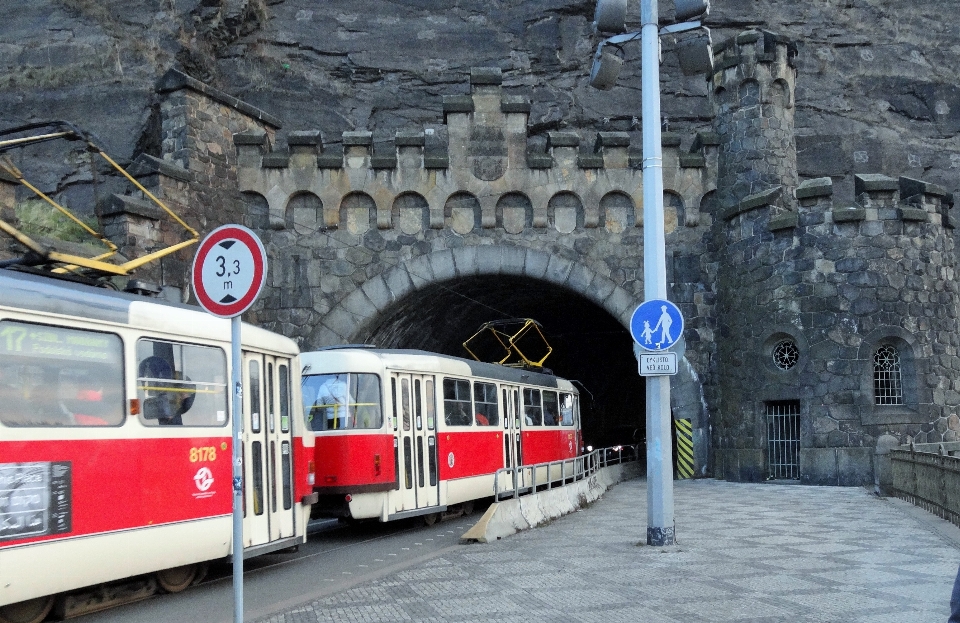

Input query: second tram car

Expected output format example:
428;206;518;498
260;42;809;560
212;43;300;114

0;270;316;623
300;347;581;522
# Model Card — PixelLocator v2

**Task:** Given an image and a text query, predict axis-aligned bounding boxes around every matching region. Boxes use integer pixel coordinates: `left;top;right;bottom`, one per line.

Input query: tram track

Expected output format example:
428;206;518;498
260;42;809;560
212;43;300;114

69;513;479;623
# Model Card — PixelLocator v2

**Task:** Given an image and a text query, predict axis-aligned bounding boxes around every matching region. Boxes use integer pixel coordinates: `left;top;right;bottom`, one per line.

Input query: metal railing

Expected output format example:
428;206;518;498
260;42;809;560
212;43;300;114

889;442;960;530
493;445;640;501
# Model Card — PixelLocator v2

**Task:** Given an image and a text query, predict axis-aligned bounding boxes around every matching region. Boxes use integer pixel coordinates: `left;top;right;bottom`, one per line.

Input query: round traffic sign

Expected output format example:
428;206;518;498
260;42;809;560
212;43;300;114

191;225;267;318
630;299;684;352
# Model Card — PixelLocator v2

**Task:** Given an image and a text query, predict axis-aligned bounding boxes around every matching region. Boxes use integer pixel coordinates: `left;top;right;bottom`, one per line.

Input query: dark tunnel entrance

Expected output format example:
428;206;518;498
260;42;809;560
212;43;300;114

361;274;645;450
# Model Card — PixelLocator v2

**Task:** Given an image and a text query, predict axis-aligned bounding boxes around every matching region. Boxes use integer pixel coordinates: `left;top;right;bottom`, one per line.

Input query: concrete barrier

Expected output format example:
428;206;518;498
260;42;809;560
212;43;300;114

461;462;642;543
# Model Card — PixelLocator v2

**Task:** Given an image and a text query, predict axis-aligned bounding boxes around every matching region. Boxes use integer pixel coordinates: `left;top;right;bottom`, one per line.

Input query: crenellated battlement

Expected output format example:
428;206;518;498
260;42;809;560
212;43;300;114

710;30;798;96
722;172;955;234
233;66;721;235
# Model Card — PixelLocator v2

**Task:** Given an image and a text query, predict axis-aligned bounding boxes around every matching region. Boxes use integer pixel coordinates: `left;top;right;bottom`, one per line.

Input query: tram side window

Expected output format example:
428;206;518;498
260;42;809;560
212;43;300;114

0;321;124;427
542;391;560;426
137;340;227;427
473;382;499;426
522;388;542;426
301;373;382;431
560;393;575;426
352;374;383;429
443;378;472;426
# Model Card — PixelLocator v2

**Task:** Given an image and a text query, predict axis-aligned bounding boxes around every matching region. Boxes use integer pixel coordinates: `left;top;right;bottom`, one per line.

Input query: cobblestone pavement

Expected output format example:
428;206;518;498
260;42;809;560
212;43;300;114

256;479;960;623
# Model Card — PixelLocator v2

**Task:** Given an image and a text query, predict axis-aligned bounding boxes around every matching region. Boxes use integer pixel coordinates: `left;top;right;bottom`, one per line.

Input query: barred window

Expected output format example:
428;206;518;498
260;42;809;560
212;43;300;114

766;400;800;480
874;345;903;405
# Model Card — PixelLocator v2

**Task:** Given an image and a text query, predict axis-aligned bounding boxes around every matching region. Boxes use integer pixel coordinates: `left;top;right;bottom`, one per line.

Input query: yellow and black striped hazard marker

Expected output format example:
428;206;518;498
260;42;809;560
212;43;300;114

674;418;694;479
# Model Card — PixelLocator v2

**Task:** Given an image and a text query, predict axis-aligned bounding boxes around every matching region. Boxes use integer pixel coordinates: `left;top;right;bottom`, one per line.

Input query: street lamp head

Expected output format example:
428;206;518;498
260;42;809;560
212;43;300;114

675;0;710;22
676;29;714;76
589;43;625;90
594;0;627;34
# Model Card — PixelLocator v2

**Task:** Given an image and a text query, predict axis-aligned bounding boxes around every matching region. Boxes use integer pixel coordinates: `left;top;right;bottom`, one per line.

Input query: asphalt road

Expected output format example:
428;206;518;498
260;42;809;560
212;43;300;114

70;513;479;623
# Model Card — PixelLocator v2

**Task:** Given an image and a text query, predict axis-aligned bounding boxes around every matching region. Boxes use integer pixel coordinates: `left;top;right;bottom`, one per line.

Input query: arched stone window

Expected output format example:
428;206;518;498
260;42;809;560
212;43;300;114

873;344;903;406
859;329;924;425
340;192;377;234
663;192;684;233
599;191;635;234
444;192;481;235
740;79;761;107
768;78;791;109
713;86;733;114
496;192;532;234
548;191;583;234
392;192;429;235
285;192;322;234
241;191;268;230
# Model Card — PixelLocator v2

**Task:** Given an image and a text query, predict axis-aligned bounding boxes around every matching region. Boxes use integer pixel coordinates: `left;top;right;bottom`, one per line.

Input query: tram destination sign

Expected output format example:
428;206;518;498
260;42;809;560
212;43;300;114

192;225;267;318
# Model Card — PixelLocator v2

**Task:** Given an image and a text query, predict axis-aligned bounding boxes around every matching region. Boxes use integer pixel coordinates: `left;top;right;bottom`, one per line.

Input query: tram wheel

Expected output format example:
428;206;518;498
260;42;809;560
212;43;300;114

423;512;440;526
0;595;54;623
156;564;198;593
461;500;475;515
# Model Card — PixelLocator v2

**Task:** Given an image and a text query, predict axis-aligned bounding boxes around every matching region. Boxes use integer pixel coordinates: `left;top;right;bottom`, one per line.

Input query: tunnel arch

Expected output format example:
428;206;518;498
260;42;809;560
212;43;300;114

311;245;636;346
307;245;646;448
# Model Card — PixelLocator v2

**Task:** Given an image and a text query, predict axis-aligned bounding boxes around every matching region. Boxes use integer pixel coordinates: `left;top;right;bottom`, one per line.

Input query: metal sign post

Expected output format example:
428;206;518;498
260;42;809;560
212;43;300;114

640;0;676;547
593;0;711;551
191;225;267;623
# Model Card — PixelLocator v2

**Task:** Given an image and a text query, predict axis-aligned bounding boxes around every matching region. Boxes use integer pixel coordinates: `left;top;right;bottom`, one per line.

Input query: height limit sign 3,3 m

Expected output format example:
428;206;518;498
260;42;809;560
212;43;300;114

192;224;267;318
191;224;267;623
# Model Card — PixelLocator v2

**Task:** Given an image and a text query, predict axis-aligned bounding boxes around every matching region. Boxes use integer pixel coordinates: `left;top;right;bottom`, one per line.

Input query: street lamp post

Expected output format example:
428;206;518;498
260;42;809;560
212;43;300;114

590;0;712;546
638;0;674;547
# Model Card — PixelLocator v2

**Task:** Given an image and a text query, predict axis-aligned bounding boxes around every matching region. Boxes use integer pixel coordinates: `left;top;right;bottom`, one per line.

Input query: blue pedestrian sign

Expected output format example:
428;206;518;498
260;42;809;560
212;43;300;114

631;299;684;352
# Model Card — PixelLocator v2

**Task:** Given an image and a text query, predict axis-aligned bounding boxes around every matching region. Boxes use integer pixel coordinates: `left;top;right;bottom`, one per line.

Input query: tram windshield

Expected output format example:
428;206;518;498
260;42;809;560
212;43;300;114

302;373;382;431
0;320;124;427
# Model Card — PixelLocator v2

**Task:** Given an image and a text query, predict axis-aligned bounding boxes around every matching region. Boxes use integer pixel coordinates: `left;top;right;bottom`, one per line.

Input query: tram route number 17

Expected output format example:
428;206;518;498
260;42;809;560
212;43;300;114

639;352;678;376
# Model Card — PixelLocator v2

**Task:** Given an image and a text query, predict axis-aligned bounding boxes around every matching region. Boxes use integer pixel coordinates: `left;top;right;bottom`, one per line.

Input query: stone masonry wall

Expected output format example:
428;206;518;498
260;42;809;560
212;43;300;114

712;170;960;485
232;67;716;348
122;30;959;487
103;68;281;296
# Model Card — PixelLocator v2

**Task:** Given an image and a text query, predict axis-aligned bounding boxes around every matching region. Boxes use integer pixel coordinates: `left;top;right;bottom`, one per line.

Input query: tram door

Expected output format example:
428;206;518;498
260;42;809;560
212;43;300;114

392;373;439;512
242;353;297;548
502;385;524;488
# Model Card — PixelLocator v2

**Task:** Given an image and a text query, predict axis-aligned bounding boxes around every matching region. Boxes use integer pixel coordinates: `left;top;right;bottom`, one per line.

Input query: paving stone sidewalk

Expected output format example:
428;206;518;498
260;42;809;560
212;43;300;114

258;479;960;623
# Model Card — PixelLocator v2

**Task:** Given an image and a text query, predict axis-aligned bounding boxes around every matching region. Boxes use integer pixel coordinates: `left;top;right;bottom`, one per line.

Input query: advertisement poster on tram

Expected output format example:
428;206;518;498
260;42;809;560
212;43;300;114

0;461;71;542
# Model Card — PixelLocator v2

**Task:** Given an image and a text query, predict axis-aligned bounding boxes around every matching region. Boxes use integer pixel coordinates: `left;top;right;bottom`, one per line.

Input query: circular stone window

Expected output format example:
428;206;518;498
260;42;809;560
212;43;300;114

772;339;799;371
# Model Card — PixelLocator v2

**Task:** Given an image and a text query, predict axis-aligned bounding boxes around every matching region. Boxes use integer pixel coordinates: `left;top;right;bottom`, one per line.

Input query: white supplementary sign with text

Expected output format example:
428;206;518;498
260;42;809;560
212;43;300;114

638;351;677;376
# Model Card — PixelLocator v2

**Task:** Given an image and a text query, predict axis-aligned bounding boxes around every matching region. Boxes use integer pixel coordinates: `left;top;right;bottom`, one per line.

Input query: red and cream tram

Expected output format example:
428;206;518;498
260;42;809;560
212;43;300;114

300;346;582;523
0;270;316;623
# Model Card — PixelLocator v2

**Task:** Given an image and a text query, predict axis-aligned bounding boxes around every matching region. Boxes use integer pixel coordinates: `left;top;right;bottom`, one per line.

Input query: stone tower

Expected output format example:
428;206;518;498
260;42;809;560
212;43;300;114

711;30;798;213
708;32;960;484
